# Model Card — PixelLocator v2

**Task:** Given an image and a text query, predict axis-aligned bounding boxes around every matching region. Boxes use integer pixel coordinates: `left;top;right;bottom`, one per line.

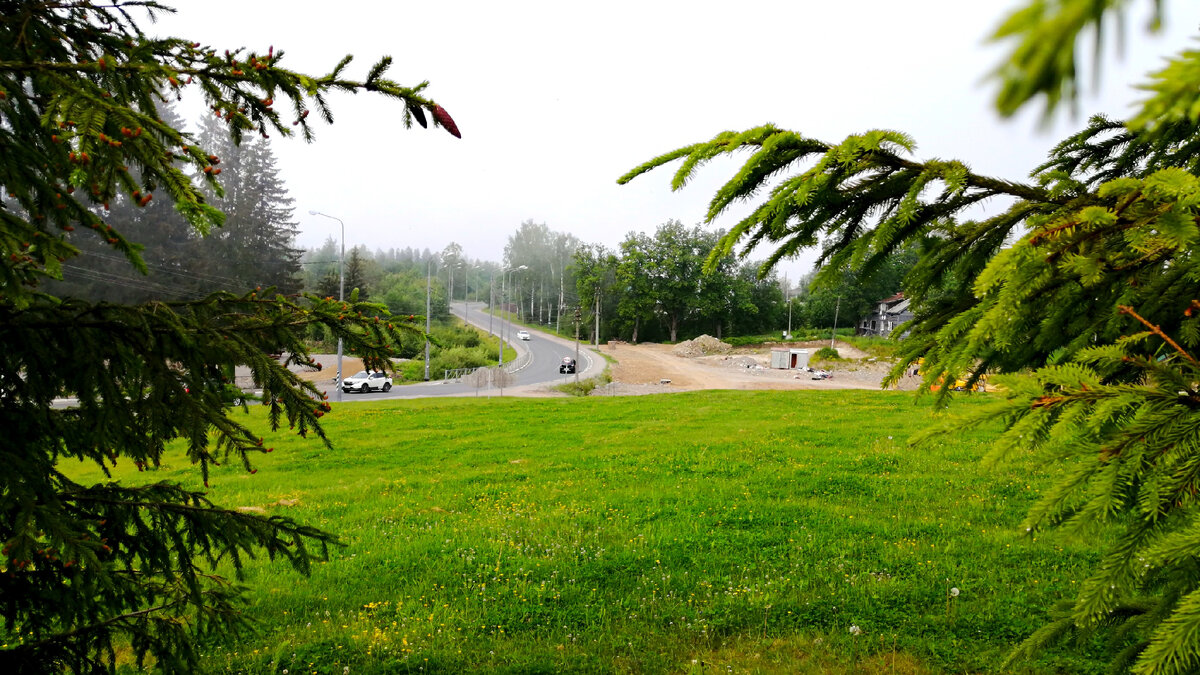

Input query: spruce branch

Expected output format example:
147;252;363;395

1119;305;1199;366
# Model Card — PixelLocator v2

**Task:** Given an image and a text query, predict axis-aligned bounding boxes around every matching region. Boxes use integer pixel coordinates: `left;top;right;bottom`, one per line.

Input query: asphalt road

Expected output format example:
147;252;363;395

338;302;601;400
51;303;602;408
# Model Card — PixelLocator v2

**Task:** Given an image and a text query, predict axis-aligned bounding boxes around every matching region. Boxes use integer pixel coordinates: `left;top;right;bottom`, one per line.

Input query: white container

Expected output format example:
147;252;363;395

790;349;810;369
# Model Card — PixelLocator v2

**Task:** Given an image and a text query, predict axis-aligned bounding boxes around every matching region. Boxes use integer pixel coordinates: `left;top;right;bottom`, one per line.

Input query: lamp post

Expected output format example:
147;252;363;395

573;306;581;384
425;256;436;381
308;210;344;402
830;294;841;349
447;259;464;315
497;264;527;365
465;263;479;324
488;268;495;337
785;273;792;341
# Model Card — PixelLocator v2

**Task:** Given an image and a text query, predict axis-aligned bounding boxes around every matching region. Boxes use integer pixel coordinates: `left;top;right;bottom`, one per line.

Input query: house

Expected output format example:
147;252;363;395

858;292;912;338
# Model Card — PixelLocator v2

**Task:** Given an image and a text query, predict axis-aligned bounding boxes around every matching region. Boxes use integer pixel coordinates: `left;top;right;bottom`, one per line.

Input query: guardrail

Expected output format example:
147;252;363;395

504;350;532;374
443;366;476;381
443;350;532;382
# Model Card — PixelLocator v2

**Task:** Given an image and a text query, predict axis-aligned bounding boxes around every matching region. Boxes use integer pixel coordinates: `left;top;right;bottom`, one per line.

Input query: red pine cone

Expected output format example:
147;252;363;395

432;105;461;138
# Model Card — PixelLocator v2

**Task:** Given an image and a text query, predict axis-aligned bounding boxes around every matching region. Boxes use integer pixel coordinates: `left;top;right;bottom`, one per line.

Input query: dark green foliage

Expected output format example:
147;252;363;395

0;1;456;671
0;291;425;672
42;103;306;303
812;346;841;361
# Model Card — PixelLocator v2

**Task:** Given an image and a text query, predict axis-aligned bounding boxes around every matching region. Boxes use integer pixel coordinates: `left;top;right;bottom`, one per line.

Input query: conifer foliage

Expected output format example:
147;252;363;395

620;4;1200;672
0;1;458;671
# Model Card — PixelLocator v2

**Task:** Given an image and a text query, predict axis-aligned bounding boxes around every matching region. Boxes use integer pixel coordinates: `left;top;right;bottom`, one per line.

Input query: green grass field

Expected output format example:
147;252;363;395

66;391;1107;674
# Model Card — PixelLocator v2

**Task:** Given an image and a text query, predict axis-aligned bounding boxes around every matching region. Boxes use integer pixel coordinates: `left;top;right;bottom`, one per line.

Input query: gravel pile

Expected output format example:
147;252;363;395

672;335;733;358
727;356;761;369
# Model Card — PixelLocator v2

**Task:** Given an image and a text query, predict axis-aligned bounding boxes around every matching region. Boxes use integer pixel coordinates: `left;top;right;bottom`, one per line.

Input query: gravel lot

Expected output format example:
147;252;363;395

592;339;917;396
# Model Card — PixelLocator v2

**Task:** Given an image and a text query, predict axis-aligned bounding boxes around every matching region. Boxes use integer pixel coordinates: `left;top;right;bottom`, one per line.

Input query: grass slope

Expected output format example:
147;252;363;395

67;391;1105;674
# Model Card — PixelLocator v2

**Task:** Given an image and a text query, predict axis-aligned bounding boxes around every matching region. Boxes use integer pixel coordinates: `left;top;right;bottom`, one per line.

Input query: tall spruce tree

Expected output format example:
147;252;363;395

620;3;1200;672
44;102;221;302
195;114;303;294
0;2;460;671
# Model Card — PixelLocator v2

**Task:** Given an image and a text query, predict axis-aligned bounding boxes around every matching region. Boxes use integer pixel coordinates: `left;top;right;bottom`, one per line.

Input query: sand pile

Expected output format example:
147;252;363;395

672;335;733;358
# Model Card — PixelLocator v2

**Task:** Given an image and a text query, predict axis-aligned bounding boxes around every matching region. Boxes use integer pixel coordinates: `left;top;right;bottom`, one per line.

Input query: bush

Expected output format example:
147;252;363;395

432;323;481;349
397;345;494;381
812;346;842;361
555;372;611;397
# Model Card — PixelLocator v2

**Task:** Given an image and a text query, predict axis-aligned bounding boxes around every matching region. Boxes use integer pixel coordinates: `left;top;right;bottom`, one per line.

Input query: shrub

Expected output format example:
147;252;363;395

813;346;842;361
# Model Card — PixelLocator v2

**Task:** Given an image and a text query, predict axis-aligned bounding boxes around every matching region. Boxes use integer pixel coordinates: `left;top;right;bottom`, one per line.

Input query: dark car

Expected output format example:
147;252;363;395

559;357;576;374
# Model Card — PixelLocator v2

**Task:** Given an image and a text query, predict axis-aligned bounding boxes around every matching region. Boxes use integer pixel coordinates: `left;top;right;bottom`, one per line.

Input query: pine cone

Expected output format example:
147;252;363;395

432;105;461;138
409;104;427;128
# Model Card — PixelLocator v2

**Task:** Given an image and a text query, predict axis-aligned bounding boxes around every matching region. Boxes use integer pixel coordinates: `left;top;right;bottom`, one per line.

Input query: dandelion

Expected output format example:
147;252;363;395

949;587;960;597
849;624;862;636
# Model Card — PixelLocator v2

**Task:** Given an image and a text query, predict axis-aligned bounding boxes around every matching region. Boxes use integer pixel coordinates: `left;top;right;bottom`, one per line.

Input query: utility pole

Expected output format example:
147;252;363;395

785;273;792;340
308;210;344;402
424;258;433;381
830;295;841;349
497;265;527;365
574;306;582;384
498;270;507;366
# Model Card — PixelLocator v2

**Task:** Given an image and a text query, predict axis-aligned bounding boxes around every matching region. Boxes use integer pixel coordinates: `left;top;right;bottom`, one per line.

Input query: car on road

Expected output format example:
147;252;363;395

341;370;393;393
516;330;531;341
559;357;576;374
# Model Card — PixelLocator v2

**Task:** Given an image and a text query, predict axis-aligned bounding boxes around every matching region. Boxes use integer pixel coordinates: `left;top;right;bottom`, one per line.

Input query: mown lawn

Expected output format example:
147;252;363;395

67;390;1107;674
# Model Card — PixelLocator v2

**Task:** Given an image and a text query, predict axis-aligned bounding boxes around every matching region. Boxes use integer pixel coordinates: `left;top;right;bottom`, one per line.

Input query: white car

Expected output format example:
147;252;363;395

341;370;393;393
516;330;531;341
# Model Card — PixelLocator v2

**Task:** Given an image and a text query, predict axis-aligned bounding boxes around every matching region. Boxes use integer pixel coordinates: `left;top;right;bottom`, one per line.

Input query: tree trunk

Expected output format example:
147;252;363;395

632;316;640;344
716;321;722;339
669;315;678;343
594;292;601;346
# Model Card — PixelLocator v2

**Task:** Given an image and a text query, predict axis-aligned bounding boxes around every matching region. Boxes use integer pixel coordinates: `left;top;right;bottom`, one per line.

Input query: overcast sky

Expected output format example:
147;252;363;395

152;1;1200;281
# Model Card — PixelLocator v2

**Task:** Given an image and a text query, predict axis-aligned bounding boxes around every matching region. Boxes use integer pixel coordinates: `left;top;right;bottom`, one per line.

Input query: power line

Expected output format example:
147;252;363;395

61;265;199;300
82;251;256;290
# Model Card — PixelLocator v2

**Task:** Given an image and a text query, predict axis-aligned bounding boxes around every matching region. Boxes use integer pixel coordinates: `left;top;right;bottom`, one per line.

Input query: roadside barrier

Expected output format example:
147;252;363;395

443;350;531;381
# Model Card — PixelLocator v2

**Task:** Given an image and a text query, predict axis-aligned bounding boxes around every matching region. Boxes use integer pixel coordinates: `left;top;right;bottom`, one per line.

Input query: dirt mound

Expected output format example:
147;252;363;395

727;356;762;369
672;335;732;358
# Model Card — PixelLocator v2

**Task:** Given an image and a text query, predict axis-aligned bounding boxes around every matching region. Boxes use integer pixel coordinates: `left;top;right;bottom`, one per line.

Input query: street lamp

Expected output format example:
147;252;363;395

785;273;792;341
425;255;438;381
308;210;344;402
447;259;464;312
573;306;581;384
830;294;841;349
465;263;480;324
497;264;527;365
487;268;495;337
